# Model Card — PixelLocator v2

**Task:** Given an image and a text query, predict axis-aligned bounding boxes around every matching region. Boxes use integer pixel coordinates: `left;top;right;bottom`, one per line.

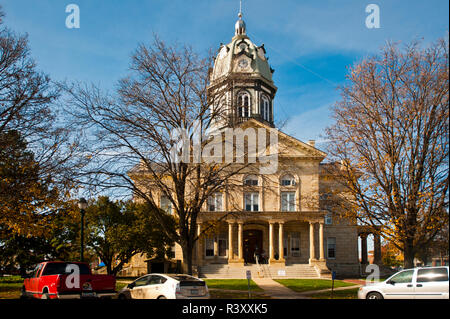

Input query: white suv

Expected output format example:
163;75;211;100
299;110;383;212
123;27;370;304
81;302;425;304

358;266;449;299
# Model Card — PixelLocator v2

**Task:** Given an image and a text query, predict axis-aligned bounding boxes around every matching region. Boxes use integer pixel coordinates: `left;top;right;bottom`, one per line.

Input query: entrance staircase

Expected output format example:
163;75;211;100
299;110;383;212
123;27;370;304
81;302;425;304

198;263;320;279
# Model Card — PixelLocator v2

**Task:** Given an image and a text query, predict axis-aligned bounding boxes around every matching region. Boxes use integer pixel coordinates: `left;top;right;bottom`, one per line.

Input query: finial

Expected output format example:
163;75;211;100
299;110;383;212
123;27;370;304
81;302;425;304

235;0;246;36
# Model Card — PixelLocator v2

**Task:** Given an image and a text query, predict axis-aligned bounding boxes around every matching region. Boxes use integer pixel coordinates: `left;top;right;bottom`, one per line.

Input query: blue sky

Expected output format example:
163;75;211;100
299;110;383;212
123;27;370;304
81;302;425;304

2;0;449;145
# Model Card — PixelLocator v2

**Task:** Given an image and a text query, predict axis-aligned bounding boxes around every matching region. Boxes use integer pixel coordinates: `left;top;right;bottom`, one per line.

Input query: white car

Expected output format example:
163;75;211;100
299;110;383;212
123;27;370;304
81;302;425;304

358;266;449;299
118;274;210;299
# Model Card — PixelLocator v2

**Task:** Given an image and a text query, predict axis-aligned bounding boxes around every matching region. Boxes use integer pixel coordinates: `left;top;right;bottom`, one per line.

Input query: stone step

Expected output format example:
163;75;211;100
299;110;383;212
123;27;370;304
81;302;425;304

199;264;320;279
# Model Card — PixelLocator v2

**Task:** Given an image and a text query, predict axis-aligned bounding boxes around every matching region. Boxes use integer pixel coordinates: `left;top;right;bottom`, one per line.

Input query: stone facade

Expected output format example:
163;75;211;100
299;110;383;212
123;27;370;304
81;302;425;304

127;9;360;278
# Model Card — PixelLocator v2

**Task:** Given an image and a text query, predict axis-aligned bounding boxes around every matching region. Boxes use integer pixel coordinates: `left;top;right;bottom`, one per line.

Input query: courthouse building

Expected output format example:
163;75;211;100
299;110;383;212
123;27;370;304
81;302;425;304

123;9;362;278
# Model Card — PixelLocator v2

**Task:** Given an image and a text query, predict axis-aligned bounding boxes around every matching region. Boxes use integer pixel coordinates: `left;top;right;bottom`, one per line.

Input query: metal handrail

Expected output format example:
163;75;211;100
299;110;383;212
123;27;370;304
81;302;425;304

254;255;265;278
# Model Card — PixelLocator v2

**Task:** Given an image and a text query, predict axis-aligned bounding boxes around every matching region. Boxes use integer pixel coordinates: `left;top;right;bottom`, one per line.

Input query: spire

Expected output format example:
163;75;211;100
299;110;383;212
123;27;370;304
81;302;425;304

235;0;246;36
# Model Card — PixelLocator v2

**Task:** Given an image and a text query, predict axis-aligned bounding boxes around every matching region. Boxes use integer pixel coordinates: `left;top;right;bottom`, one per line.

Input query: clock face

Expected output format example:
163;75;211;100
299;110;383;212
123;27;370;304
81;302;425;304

238;59;248;69
239;42;248;51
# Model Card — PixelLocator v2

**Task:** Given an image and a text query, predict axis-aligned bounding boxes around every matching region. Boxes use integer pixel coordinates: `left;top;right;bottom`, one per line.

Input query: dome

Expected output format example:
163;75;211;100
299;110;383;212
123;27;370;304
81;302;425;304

210;10;274;84
210;32;274;84
208;4;278;129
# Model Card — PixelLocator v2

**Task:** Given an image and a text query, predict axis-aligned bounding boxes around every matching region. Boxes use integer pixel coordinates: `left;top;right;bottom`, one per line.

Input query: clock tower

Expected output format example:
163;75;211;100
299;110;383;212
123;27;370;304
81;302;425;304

208;7;277;129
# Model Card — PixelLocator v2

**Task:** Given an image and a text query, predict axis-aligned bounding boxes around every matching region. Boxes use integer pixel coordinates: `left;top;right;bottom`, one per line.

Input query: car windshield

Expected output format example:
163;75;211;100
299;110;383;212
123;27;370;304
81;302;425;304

133;275;150;287
388;269;414;284
166;274;200;282
41;263;91;276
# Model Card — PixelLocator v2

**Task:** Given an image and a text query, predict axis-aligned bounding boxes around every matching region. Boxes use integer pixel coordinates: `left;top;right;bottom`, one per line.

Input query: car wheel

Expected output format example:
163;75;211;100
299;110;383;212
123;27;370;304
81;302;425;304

157;295;167;299
118;294;128;300
20;286;28;300
366;292;383;300
41;292;50;299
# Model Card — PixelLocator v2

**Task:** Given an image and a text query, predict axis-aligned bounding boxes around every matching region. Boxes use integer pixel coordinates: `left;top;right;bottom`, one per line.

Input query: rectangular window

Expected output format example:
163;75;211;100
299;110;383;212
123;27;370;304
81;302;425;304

325;214;332;225
281;192;296;211
160;195;172;214
208;193;223;212
205;238;214;258
244;192;259;211
417;268;448;282
327;237;336;259
290;232;300;257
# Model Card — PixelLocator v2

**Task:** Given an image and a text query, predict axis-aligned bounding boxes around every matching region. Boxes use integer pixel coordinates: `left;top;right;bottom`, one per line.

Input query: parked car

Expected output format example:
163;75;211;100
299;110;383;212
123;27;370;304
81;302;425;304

358;266;449;299
118;274;210;299
21;261;116;299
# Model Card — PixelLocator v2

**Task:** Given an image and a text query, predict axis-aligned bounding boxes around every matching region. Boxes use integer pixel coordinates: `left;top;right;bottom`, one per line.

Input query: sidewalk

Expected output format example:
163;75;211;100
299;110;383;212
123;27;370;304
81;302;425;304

251;278;311;299
252;278;362;299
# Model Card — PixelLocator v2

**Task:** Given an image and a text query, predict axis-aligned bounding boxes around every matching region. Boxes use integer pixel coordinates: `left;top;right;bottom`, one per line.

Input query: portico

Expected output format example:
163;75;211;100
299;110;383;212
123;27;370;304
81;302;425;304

196;211;327;267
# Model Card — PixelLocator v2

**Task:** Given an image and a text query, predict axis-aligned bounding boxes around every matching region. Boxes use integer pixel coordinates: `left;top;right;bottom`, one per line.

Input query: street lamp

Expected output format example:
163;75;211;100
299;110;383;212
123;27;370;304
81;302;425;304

78;198;88;262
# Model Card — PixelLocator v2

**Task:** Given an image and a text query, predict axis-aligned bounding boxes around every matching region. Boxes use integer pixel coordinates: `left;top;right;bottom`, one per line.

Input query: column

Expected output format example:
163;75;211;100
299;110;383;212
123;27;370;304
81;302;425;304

228;222;234;261
319;222;325;261
197;223;202;265
269;223;275;261
213;237;218;259
278;222;284;261
238;222;243;261
373;233;382;265
361;234;368;264
309;222;316;263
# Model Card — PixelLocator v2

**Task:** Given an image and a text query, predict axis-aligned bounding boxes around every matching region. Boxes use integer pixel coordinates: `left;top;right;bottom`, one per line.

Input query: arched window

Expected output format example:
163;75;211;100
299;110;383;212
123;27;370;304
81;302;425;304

244;175;258;186
237;91;250;118
281;174;296;186
261;95;270;121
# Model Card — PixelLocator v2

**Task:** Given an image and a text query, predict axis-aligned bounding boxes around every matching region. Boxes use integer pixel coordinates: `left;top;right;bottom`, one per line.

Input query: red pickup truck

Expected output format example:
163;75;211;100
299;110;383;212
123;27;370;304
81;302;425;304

21;261;116;299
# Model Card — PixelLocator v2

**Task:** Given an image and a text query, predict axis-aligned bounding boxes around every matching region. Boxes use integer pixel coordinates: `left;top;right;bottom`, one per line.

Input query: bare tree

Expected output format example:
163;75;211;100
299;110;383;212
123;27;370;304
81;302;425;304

325;38;449;268
0;16;58;137
63;36;263;274
0;7;83;236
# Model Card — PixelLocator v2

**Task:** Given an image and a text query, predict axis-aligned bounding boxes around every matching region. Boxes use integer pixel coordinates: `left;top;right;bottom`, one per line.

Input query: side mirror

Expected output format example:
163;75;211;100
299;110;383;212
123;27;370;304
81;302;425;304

127;283;135;289
387;280;395;285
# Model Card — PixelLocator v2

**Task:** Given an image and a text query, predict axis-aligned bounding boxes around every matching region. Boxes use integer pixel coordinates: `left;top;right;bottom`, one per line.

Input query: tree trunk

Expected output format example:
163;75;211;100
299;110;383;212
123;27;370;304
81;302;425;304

403;241;415;269
181;240;194;275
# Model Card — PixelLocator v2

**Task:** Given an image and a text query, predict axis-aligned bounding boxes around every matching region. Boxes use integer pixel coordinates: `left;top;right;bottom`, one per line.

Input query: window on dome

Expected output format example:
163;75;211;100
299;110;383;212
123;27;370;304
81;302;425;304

261;95;270;121
237;91;250;118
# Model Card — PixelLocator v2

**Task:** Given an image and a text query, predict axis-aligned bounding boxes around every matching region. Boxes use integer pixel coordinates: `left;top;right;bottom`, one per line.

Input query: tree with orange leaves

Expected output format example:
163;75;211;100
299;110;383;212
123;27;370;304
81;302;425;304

326;38;449;268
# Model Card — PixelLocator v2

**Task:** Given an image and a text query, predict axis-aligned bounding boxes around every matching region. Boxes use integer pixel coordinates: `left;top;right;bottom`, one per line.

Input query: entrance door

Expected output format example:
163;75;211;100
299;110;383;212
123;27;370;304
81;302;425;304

243;230;263;264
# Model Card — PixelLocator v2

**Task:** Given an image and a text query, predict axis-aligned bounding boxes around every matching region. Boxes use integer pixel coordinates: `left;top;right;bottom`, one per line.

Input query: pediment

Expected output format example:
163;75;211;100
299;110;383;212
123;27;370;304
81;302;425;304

237;119;327;160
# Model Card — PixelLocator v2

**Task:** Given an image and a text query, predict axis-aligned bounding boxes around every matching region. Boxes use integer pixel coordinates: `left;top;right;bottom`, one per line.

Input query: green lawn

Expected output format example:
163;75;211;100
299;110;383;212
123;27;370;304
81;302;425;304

116;281;129;291
309;287;359;299
209;290;271;299
0;276;23;299
274;279;355;293
203;279;263;292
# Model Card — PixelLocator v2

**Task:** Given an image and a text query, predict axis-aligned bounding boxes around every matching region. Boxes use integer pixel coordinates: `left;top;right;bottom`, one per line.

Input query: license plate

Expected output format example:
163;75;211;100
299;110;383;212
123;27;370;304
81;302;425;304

82;292;95;298
190;289;198;295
